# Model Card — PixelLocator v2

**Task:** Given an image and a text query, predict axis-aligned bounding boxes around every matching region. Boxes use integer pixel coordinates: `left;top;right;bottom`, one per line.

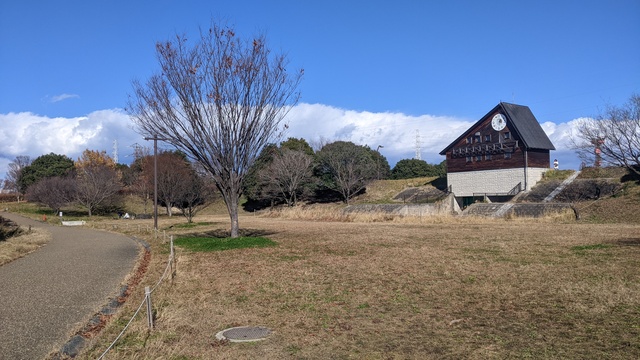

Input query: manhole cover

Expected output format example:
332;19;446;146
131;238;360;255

215;326;272;342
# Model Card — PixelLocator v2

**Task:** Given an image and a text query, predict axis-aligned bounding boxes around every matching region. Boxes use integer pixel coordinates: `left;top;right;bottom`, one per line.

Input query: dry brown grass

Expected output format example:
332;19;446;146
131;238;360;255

575;184;640;224
0;227;50;266
355;176;438;203
77;213;640;360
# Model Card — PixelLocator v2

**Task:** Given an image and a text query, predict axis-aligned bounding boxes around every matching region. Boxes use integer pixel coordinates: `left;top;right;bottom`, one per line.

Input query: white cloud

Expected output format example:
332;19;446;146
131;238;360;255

49;93;80;103
0;104;585;181
0;109;146;180
283;103;475;165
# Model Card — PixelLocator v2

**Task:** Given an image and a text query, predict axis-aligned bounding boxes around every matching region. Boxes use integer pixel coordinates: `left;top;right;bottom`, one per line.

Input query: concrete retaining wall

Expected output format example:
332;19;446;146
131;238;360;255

344;193;460;216
464;203;575;218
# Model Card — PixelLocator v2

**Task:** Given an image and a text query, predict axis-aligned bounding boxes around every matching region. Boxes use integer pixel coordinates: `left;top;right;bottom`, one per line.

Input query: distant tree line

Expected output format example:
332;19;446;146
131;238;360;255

1;138;447;219
1;149;217;222
242;137;445;208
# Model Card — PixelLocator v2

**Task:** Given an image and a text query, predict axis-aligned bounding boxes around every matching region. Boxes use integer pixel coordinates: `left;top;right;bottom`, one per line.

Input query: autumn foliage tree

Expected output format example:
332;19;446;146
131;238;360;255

128;20;302;237
74;150;122;216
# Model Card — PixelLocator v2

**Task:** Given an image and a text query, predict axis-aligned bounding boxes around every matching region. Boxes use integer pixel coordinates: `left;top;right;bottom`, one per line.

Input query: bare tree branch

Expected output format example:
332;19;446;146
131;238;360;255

259;149;313;206
316;141;377;205
75;165;122;216
26;176;77;214
2;156;31;201
128;21;302;237
571;94;640;176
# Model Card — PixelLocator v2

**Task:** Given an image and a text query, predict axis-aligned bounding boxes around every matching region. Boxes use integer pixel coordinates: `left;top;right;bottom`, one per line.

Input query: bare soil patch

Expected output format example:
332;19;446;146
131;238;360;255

78;215;640;359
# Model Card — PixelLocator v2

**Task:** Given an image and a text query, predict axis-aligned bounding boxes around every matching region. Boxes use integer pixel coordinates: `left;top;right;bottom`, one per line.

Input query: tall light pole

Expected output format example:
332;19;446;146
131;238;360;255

376;145;384;180
144;135;168;231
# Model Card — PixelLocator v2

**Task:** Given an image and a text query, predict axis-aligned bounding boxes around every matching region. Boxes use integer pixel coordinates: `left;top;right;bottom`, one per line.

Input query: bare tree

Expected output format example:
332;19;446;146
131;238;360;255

75;165;122;216
26;176;77;214
155;151;191;217
175;171;216;223
316;141;377;204
129;147;153;214
259;149;313;206
2;156;31;202
572;94;640;176
128;21;302;237
74;150;122;216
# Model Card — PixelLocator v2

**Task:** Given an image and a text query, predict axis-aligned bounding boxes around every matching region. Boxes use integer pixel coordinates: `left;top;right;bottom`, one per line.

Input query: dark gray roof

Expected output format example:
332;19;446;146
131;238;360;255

439;102;555;155
501;102;555;150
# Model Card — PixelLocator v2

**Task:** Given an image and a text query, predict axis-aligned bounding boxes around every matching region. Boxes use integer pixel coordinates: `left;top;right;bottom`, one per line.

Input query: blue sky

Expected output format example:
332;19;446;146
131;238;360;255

1;0;639;178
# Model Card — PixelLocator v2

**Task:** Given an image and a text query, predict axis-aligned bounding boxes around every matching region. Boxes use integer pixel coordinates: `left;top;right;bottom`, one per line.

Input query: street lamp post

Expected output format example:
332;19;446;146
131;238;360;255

143;135;168;231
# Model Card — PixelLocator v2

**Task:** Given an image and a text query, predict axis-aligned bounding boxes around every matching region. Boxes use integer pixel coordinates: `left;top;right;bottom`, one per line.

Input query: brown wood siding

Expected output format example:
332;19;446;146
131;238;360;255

526;149;550;168
445;112;549;173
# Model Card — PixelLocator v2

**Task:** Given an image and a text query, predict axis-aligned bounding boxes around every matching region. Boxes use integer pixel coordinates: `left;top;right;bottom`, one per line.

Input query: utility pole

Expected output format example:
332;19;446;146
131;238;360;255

376;145;384;180
143;135;168;231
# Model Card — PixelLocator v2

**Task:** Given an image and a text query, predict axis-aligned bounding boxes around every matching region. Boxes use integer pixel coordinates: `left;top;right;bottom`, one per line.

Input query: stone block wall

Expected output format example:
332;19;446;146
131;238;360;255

448;167;548;197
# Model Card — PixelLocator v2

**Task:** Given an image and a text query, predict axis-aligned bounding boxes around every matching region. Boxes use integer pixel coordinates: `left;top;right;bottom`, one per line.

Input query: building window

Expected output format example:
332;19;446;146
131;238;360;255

474;135;481;143
504;152;512;159
504;132;511;140
485;153;492;160
466;156;472;163
466;136;472;144
484;134;491;142
475;155;482;161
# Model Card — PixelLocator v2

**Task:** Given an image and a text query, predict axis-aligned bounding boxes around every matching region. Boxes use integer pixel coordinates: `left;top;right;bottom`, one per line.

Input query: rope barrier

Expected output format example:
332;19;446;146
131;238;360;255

95;236;175;359
150;252;173;293
96;297;146;360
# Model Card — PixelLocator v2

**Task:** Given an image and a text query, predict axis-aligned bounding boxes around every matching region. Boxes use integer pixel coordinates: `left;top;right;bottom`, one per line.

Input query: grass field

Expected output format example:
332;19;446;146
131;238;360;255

2;171;636;359
73;212;640;359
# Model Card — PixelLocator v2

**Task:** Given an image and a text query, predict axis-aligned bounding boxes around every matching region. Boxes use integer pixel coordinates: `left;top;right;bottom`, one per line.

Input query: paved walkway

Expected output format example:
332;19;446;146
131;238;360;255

0;212;140;360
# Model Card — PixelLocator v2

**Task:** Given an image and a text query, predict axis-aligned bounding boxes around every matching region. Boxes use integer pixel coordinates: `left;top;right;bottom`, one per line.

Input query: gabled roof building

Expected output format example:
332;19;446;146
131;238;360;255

439;102;555;206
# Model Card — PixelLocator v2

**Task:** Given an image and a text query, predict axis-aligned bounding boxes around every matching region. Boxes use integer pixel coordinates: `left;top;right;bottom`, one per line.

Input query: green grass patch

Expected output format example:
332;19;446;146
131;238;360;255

170;221;215;229
543;169;574;181
571;244;612;251
174;236;277;252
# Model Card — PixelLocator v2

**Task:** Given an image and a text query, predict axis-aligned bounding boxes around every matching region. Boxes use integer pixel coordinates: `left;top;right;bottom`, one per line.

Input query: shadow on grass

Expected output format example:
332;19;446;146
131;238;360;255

183;228;278;239
613;237;640;246
167;221;219;230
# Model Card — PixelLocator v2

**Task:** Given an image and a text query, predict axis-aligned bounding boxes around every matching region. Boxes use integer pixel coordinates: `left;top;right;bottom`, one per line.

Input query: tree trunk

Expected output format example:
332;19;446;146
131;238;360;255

227;195;240;238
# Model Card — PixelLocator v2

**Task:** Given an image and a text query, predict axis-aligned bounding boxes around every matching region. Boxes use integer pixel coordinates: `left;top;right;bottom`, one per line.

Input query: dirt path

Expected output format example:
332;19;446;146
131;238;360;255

0;212;140;360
